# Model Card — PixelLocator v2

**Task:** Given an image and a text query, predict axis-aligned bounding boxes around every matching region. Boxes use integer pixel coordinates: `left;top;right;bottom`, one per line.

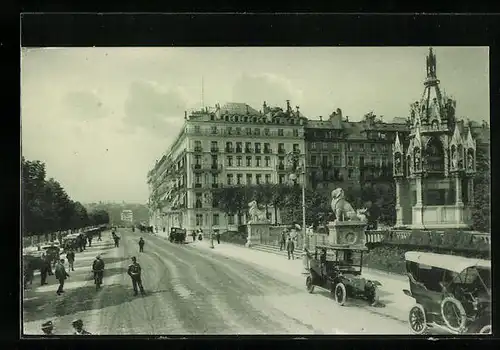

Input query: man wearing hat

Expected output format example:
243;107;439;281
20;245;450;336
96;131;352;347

138;237;145;252
127;256;145;296
41;320;55;336
71;319;91;335
54;258;70;295
92;255;105;287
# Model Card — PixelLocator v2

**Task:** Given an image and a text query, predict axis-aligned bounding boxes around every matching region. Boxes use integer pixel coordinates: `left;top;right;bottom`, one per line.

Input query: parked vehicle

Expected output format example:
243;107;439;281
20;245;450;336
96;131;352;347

305;244;381;306
40;244;61;265
169;227;186;244
403;251;491;335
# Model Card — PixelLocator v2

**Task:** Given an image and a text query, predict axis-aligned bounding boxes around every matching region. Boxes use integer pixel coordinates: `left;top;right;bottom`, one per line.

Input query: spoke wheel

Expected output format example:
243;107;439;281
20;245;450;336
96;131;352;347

441;297;467;332
409;304;427;335
368;286;380;306
334;283;347;306
306;275;315;293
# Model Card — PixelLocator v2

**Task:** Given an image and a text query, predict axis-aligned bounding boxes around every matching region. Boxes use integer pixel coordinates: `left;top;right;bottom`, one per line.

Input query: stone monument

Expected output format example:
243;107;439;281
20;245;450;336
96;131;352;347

246;200;271;247
327;188;367;246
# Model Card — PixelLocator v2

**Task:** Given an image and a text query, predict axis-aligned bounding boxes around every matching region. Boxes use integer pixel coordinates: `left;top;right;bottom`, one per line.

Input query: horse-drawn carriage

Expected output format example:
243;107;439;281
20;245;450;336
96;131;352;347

305;244;381;306
403;251;491;335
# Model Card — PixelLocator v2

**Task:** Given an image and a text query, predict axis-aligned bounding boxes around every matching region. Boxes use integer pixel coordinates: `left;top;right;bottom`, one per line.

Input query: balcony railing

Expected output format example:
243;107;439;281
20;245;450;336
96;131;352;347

278;149;286;154
210;148;219;153
192;164;202;170
255;149;261;154
245;148;253;153
194;147;203;153
235;148;243;153
263;149;272;154
225;148;234;153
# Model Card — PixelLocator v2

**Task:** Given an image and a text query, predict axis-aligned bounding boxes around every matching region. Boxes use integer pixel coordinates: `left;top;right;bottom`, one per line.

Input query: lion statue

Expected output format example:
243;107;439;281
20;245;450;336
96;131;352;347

248;200;268;223
330;188;360;222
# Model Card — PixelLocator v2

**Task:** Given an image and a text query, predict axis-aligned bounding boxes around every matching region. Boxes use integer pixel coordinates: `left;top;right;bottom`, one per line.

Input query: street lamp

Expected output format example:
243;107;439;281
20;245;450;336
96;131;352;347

286;151;308;253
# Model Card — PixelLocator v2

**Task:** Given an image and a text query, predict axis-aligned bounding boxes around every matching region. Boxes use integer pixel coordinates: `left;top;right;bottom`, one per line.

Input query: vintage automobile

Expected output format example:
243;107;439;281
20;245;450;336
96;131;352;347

40;244;61;265
169;227;187;244
305;244;381;306
403;251;491;335
62;234;80;251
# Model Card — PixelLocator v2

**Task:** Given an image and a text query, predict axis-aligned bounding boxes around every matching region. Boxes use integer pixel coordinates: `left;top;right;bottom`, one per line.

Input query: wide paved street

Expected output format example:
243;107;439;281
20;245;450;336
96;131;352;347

23;229;412;335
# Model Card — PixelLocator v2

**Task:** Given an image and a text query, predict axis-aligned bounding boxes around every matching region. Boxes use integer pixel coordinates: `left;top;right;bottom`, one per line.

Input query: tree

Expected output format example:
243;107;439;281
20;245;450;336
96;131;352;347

212;186;247;226
22;158;48;235
472;145;490;232
69;201;89;230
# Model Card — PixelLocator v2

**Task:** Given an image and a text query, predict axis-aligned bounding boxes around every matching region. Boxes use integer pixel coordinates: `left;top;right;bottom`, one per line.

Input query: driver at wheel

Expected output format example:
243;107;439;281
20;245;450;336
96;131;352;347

320;249;327;276
92;255;105;284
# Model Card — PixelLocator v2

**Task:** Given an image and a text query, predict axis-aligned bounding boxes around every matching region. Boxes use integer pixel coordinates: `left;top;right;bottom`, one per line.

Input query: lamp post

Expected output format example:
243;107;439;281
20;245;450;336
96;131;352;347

286;151;308;253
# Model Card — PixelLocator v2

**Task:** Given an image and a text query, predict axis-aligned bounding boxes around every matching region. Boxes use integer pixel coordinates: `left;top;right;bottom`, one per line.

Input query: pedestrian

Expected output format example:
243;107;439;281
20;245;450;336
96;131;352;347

192;230;196;242
198;229;203;241
83;236;87;250
41;320;55;336
66;249;76;271
87;234;93;248
114;235;120;248
40;253;52;286
97;229;102;241
138;237;145;252
72;319;92;335
215;230;220;244
279;229;287;251
54;258;70;295
127;256;145;296
286;236;295;260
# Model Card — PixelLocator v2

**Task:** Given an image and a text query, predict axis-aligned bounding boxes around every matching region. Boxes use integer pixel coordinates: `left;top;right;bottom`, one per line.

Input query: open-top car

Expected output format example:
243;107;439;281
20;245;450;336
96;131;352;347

305;244;381;306
169;227;186;244
403;251;491;335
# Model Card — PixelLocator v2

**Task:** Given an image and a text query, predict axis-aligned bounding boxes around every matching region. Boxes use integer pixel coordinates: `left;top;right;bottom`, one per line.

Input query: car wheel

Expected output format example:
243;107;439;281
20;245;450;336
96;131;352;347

306;275;315;293
441;297;467;333
334;283;347;306
367;286;380;306
409;304;427;335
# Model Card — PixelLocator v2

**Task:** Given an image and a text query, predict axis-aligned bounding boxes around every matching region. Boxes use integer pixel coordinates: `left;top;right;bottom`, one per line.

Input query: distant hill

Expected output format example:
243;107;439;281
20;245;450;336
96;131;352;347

84;202;150;225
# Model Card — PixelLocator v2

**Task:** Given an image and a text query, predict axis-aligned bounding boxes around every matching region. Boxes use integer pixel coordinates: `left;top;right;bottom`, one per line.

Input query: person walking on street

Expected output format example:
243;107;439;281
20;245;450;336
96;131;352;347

72;319;92;335
55;259;70;295
87;234;93;247
82;236;87;250
138;237;145;252
113;234;120;248
192;230;196;242
40;253;52;285
215;230;221;244
286;236;295;260
92;255;105;287
97;229;102;241
279;230;287;251
41;321;55;336
127;256;145;296
66;249;75;272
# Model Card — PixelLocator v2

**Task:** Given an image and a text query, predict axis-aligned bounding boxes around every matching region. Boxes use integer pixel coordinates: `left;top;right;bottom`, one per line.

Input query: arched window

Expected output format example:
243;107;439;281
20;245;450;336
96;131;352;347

425;137;444;175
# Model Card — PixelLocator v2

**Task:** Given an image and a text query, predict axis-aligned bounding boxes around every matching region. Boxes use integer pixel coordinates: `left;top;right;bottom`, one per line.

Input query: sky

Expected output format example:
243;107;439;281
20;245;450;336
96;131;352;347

21;47;489;204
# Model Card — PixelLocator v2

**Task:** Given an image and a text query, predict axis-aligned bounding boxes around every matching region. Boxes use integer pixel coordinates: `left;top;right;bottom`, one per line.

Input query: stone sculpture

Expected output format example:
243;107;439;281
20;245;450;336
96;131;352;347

330;188;360;222
247;201;268;223
468;153;474;170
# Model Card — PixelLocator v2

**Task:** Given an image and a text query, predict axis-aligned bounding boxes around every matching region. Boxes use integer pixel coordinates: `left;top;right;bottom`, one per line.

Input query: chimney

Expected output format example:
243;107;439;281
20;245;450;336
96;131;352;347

319;116;323;121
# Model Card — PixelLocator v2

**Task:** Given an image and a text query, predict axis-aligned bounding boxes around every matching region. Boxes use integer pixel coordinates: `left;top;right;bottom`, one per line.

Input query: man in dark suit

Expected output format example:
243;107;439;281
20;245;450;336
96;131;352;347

127;256;145;296
54;259;70;295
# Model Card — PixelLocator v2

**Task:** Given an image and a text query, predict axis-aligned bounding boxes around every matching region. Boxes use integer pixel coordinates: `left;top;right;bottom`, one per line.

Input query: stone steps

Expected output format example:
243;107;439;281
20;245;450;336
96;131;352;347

251;244;304;259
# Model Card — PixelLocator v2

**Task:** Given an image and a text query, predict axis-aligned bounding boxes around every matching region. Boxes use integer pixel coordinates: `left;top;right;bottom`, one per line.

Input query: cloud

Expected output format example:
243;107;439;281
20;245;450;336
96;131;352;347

62;90;107;120
123;80;188;137
231;73;304;110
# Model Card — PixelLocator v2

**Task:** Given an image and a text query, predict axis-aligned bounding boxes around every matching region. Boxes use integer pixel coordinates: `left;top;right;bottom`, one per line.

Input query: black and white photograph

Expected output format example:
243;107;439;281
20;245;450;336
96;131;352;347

21;46;491;336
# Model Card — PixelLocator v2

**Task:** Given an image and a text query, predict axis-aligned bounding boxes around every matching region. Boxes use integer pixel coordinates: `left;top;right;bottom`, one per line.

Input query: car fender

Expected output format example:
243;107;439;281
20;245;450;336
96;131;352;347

370;280;382;287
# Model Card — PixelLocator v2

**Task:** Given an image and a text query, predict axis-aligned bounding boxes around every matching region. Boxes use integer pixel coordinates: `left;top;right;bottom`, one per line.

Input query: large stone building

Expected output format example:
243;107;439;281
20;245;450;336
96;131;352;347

393;48;480;229
304;109;409;194
147;101;307;234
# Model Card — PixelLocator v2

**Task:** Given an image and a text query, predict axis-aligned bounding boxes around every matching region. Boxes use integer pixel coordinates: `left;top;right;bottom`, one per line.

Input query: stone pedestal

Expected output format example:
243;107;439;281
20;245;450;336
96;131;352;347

327;220;367;246
246;223;270;247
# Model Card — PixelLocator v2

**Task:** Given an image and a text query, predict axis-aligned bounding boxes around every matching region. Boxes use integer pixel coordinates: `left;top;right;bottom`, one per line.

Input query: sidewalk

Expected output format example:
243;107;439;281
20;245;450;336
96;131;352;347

190;240;414;323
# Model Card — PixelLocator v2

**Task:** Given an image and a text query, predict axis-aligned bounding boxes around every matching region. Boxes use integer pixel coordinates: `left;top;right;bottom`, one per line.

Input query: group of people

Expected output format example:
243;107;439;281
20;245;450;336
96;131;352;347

191;229;221;244
41;318;92;336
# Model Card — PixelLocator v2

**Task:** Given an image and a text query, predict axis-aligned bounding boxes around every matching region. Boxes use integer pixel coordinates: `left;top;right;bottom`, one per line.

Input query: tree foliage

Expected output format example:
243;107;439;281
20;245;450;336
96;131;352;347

471;145;490;232
22;157;110;236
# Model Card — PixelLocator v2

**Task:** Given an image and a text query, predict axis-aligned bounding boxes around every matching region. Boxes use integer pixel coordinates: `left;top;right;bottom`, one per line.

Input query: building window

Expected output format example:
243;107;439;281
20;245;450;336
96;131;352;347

195;155;202;165
256;174;262;185
265;174;271;184
196;214;203;226
213;214;220;226
264;143;271;154
293;144;300;153
195;174;201;185
348;143;353;151
278;143;285;154
227;174;233;185
371;156;376;165
246;156;252;167
293;129;299;137
371;144;376;152
194;140;202;151
360;143;365;152
322;142;328;150
381;144;388;152
310;155;317;165
226;141;233;152
311;143;317;150
212;174;218;184
211;126;218;134
227;127;233;135
227;156;233;166
246;128;252;136
246;174;252;185
382;157;388;166
264;128;270;136
255;143;261;153
194;125;201;134
236;127;241;135
278;174;285;184
195;193;203;208
236;142;242;153
254;128;260;136
236;174;242;185
332;142;339;150
264;156;270;167
245;142;252;153
278;129;284;136
322;155;328;167
236;156;242;166
333;155;340;166
211;141;218;151
359;156;365;167
348;156;353;166
326;131;332;139
211;155;218;166
228;215;235;225
278;157;285;170
256;156;261;167
348;169;354;179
